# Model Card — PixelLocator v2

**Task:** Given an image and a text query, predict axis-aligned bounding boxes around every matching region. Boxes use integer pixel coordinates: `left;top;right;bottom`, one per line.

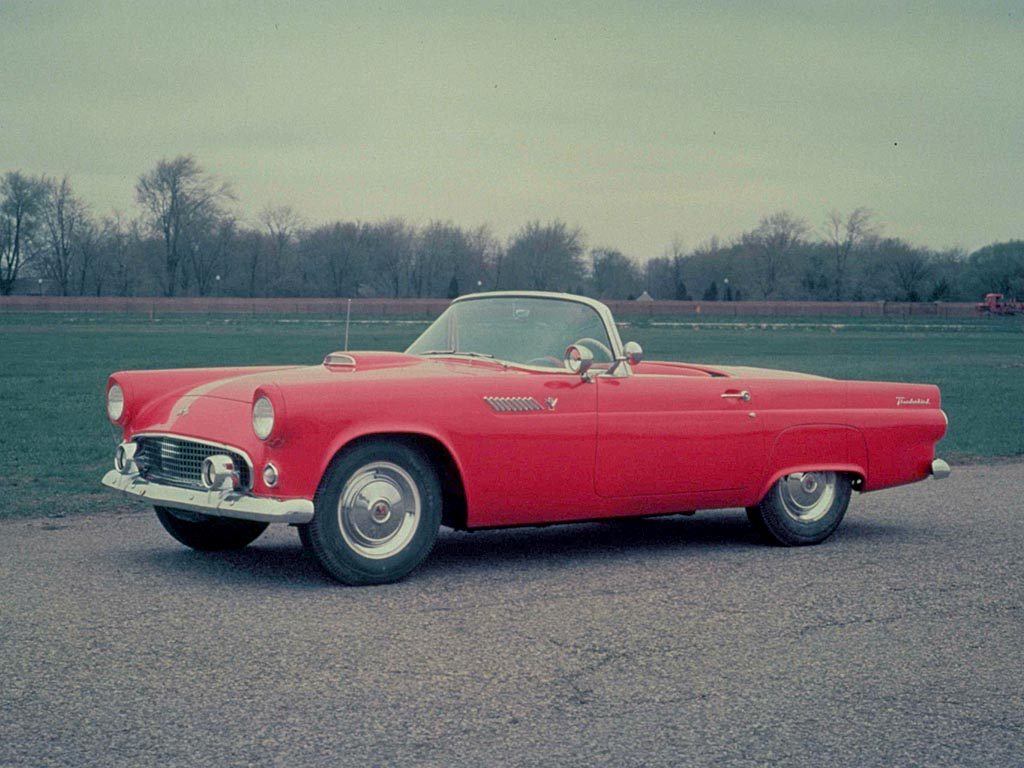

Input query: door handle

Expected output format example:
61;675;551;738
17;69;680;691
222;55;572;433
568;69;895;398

721;390;751;401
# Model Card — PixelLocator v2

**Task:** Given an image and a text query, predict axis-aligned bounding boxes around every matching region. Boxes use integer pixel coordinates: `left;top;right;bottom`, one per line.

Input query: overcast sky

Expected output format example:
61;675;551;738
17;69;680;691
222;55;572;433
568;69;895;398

2;1;1021;257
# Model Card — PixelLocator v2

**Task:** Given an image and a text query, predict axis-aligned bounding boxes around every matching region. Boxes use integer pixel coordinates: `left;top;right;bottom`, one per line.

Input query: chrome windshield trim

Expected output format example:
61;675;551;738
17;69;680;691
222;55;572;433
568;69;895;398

449;291;626;361
416;354;585;375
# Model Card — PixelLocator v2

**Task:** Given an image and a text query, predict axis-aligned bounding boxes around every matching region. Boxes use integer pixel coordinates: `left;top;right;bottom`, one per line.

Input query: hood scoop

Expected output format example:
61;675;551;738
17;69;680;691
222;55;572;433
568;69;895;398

323;352;357;368
320;351;423;371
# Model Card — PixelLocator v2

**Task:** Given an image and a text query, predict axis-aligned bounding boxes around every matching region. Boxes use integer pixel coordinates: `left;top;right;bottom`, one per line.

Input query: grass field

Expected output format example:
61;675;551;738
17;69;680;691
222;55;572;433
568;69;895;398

1;312;1021;518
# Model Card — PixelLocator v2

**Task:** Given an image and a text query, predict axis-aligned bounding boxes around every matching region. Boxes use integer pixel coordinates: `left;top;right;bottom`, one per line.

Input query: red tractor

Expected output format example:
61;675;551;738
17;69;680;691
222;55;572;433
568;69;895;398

977;293;1023;316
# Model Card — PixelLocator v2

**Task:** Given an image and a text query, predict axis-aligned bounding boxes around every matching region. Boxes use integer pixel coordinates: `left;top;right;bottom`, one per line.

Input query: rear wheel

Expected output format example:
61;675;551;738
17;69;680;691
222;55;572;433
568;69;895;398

305;440;441;585
746;471;851;546
154;506;268;551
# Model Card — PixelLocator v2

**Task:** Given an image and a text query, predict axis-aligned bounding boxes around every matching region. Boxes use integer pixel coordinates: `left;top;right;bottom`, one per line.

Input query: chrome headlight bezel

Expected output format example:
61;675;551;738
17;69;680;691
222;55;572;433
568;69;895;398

262;463;279;488
107;384;125;423
252;396;275;440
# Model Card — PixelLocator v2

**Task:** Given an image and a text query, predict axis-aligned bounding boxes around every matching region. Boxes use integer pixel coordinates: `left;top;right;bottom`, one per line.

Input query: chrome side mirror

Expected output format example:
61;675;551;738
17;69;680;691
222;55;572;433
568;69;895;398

564;344;594;379
604;341;644;377
623;341;643;365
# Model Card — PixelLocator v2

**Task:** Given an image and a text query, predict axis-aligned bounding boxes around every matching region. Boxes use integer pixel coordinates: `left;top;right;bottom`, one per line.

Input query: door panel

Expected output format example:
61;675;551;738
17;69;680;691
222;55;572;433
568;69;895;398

596;376;765;497
453;371;598;526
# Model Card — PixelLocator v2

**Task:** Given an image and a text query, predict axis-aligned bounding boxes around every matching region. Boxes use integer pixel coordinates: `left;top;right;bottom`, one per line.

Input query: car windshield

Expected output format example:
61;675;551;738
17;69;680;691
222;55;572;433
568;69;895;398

406;296;615;368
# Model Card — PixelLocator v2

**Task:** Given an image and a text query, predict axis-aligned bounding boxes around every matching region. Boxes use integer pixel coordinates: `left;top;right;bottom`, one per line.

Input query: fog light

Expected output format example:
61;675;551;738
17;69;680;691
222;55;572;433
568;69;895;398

201;455;236;490
114;442;137;474
262;463;279;488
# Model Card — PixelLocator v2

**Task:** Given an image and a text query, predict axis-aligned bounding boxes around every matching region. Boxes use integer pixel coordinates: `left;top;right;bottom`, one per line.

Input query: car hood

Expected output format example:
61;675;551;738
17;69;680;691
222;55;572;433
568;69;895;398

176;351;498;403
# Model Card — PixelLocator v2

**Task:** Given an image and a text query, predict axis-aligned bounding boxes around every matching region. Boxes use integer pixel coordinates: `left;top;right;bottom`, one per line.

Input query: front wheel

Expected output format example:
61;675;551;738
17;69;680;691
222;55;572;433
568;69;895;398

305;441;441;585
154;506;268;551
746;471;852;546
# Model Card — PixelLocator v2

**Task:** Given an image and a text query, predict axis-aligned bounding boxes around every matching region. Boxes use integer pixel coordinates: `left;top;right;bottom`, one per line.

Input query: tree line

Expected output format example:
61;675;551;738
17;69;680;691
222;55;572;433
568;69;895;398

2;157;1022;301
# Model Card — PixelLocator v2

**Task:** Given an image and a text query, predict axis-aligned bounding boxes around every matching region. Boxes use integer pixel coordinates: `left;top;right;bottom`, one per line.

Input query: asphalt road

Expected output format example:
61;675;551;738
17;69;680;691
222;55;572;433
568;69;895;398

2;464;1022;768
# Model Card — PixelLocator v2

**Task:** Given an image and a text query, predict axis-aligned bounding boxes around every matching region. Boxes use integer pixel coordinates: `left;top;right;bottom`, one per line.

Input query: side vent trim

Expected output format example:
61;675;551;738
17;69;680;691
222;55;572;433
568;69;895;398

483;396;544;413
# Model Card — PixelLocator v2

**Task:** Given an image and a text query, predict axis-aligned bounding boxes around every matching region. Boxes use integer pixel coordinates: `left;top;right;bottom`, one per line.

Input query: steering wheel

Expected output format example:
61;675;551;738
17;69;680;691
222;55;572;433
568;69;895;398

572;337;613;362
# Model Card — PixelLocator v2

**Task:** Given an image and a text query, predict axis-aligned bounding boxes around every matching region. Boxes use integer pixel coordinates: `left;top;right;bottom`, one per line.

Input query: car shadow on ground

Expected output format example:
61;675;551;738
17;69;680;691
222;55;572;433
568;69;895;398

426;511;902;568
126;511;906;588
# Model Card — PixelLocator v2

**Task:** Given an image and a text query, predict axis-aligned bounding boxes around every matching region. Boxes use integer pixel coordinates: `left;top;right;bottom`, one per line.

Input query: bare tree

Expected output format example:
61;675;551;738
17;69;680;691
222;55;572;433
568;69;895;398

365;219;415;297
502;220;584;292
187;214;236;295
75;217;100;295
40;176;91;296
300;221;366;297
967;241;1024;298
237;228;268;297
135;156;233;296
90;213;128;296
824;207;875;301
466;225;499;293
259;204;302;289
410;221;490;298
1;172;46;295
667;237;691;300
590;248;641;298
886;239;931;301
744;212;808;299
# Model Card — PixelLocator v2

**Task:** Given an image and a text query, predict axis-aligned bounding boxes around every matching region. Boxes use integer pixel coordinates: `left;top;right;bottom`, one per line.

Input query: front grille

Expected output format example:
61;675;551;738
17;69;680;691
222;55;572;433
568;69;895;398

134;436;251;490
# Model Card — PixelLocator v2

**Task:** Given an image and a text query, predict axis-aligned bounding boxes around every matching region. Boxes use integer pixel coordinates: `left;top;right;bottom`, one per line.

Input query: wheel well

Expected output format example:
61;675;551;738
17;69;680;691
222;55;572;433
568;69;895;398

756;467;866;504
327;433;468;530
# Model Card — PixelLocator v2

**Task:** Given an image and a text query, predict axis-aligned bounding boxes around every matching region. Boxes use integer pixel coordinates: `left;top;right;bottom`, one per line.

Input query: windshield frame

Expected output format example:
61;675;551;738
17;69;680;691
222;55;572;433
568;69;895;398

406;291;625;373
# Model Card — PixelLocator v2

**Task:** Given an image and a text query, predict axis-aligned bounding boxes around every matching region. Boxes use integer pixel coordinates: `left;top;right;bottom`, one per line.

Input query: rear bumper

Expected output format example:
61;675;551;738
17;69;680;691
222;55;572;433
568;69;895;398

931;458;951;480
102;469;314;524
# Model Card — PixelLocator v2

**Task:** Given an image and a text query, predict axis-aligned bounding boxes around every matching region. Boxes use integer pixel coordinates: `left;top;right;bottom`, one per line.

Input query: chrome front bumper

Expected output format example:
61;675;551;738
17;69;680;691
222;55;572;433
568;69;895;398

102;469;315;524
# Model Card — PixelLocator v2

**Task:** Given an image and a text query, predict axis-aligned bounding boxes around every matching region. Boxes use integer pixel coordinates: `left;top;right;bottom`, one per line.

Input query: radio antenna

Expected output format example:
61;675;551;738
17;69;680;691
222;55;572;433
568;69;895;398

344;298;352;351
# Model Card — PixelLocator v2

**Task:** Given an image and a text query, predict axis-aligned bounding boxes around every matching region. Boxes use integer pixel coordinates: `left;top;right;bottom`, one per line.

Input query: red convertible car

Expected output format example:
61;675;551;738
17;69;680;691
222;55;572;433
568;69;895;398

102;291;950;584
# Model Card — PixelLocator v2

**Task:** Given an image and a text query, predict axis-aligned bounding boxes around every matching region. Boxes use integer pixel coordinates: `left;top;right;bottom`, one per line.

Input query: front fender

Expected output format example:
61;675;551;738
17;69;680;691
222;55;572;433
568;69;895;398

315;422;470;502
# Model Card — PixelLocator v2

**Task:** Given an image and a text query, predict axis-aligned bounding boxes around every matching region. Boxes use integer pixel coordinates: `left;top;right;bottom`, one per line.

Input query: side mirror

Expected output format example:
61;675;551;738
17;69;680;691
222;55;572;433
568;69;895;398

623;341;643;365
564;344;594;379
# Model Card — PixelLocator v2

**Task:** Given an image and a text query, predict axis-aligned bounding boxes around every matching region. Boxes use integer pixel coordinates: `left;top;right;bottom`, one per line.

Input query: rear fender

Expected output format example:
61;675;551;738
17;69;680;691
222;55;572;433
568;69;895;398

754;425;868;502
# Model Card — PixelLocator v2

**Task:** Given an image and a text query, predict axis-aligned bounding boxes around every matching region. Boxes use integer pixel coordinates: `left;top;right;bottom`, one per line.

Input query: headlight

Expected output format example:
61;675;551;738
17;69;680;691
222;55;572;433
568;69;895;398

252;396;275;440
107;384;125;422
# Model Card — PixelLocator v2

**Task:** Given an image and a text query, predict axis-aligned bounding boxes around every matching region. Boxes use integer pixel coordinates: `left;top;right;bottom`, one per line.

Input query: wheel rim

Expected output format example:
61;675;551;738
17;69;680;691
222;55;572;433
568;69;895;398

337;461;421;559
777;471;837;523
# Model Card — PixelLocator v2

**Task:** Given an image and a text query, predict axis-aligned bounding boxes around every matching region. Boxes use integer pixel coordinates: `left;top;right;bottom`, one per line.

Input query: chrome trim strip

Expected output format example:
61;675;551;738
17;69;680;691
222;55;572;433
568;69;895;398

102;469;314;524
931;458;951;480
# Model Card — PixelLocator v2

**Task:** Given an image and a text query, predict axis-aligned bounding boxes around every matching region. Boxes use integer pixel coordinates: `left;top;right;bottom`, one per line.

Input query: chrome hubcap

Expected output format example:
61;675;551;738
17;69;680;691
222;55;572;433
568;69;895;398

337;462;421;559
778;471;837;523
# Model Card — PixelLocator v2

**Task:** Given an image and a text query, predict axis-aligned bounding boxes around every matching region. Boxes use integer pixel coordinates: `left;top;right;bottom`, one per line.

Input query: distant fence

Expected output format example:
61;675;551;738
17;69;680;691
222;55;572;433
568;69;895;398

0;295;982;319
